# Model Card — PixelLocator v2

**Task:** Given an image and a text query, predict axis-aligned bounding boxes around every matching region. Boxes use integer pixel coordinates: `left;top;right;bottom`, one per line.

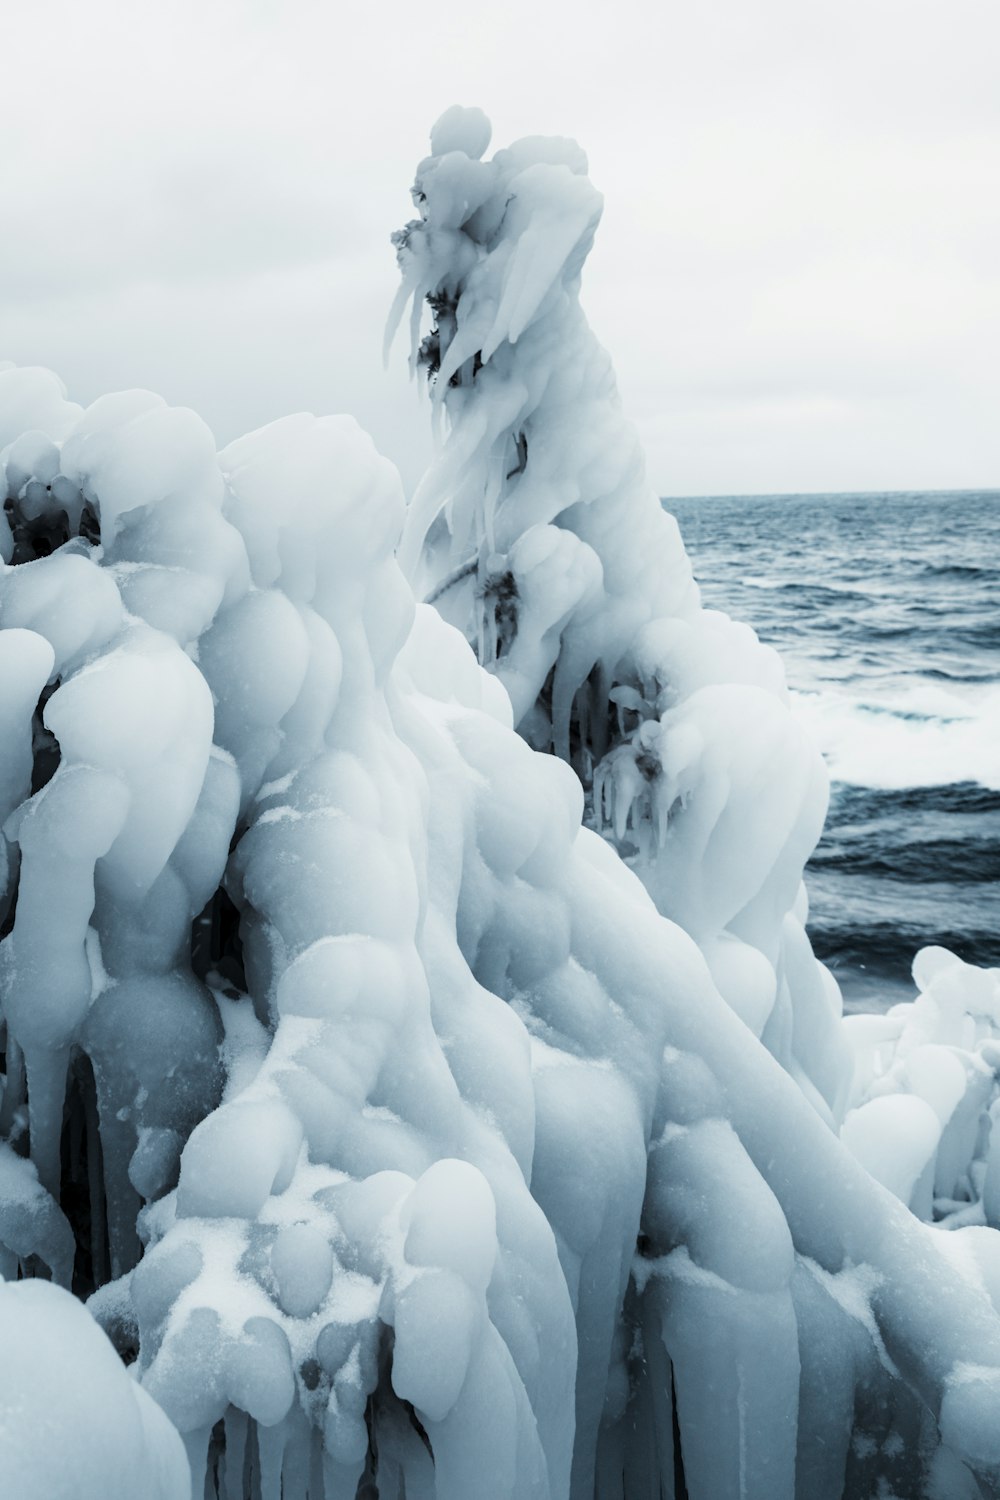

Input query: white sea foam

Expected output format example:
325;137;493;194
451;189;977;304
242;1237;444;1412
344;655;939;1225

792;681;1000;790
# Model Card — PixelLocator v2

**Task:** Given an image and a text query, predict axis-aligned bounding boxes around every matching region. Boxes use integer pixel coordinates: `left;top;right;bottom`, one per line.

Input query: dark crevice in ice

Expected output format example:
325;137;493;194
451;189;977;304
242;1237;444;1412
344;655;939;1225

30;680;61;797
191;883;247;996
60;1051;108;1300
3;491;101;565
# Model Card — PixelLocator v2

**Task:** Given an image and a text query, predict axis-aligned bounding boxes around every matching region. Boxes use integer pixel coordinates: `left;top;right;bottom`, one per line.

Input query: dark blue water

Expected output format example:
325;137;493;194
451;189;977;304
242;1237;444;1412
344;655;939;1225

667;491;1000;1011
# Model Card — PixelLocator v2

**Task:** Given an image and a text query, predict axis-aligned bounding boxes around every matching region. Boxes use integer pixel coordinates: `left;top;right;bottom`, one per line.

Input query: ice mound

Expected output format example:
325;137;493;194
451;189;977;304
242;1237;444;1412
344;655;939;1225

387;110;849;1127
842;947;1000;1230
2;359;1000;1500
0;1278;189;1499
1;112;999;1500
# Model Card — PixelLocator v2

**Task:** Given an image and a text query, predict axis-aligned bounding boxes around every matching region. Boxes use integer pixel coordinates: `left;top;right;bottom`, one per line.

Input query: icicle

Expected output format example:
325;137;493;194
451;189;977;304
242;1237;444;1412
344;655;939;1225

308;1427;326;1500
321;1450;366;1500
408;288;426;377
95;1105;141;1278
257;1416;288;1500
183;1425;213;1500
0;1032;26;1138
83;1065;108;1289
590;661;613;763
24;1043;69;1201
382;279;415;370
279;1404;312;1499
223;1408;249;1500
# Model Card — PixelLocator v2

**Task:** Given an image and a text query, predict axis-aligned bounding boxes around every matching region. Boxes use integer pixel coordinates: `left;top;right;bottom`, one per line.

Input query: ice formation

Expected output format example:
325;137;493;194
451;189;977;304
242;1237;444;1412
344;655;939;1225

841;946;1000;1230
0;1277;189;1500
0;112;999;1500
386;105;849;1126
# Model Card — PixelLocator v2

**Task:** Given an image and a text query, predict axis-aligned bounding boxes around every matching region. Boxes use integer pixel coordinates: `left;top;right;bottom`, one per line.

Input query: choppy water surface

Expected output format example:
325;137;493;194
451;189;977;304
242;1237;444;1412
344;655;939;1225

667;490;1000;1011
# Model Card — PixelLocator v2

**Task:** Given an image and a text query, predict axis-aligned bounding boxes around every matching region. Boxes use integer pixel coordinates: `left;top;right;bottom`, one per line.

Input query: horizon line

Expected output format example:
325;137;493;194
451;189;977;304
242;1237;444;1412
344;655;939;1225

661;486;1000;502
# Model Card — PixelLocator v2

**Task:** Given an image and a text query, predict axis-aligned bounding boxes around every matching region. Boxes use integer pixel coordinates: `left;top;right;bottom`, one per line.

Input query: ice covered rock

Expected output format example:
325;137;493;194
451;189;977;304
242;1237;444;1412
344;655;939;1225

390;109;851;1124
0;1141;74;1284
842;947;1000;1227
0;1279;189;1500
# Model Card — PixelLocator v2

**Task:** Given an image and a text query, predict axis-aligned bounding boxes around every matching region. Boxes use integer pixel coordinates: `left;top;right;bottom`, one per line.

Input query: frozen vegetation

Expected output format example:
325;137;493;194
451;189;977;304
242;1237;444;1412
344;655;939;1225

0;105;999;1500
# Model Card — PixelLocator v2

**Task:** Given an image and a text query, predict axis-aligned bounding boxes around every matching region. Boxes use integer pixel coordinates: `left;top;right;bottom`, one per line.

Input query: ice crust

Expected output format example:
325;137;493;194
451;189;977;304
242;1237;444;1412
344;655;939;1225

0;1278;189;1499
0;112;998;1500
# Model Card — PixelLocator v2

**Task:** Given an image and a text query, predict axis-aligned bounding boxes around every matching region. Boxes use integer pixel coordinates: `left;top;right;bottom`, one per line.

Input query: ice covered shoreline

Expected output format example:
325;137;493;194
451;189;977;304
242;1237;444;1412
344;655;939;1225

0;108;999;1500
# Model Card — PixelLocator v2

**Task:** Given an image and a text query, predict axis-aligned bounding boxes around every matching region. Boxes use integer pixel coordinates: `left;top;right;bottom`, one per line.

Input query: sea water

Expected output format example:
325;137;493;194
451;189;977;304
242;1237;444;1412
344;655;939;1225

668;490;1000;1011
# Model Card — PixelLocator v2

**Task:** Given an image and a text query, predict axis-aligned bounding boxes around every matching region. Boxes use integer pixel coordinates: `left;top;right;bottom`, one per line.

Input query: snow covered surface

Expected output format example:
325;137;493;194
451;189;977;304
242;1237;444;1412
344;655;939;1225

0;114;998;1500
0;1279;189;1499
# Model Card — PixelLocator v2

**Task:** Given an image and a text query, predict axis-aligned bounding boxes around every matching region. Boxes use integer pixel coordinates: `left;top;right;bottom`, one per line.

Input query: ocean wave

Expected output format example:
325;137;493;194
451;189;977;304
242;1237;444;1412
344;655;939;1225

810;838;998;884
917;562;999;581
790;683;1000;790
922;666;996;684
739;575;878;602
958;623;1000;651
827;782;1000;817
805;872;1000;968
808;923;1000;978
810;782;1000;885
848;701;967;724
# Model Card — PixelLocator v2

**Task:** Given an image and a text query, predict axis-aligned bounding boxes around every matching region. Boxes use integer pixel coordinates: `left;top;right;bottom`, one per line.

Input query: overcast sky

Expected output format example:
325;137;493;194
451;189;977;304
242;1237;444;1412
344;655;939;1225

4;0;999;496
